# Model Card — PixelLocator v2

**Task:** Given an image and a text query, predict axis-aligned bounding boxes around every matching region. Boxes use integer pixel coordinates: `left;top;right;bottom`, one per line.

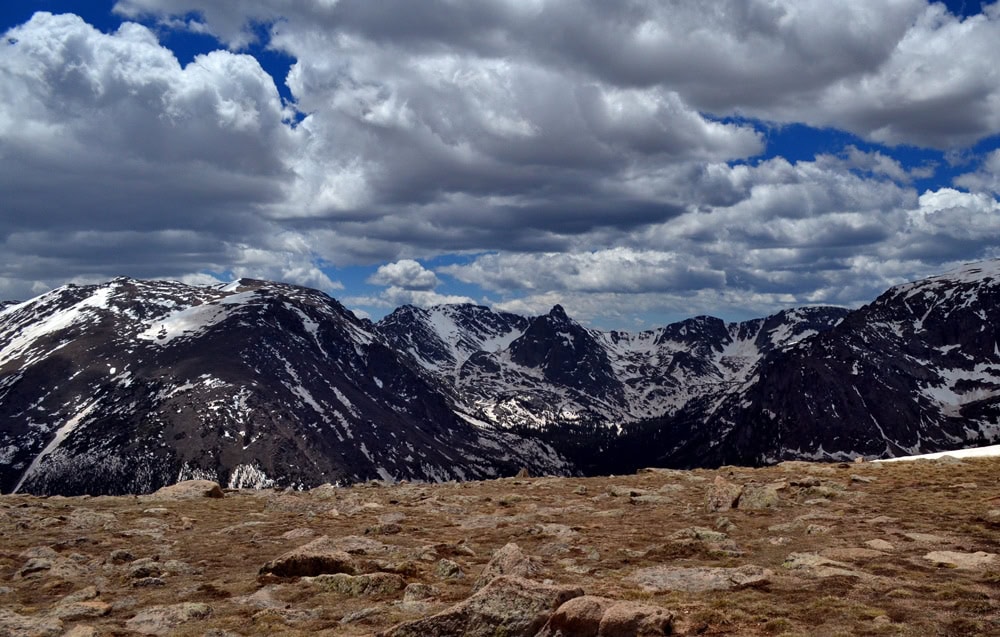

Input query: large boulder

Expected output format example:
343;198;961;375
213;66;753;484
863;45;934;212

378;576;582;637
626;564;770;593
149;480;224;499
307;572;405;597
259;536;359;577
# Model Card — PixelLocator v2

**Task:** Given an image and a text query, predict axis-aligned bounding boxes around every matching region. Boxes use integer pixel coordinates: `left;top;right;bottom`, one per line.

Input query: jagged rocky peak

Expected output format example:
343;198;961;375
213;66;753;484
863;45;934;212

508;304;622;398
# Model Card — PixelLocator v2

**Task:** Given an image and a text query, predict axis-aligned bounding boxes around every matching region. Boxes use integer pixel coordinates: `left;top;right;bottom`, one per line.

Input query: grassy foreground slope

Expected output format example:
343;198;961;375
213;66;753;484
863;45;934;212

1;456;998;636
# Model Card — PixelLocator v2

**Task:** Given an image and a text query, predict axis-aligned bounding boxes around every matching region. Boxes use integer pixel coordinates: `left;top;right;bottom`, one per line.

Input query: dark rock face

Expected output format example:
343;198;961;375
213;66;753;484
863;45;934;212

0;279;570;495
4;260;1000;495
378;260;1000;473
618;261;1000;470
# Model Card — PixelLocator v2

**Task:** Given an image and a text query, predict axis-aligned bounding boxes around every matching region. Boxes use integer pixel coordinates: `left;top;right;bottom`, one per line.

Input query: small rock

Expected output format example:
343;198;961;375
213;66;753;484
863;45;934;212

109;549;135;564
281;528;316;540
782;553;862;579
866;539;895;551
63;627;98;637
128;558;163;579
142;507;170;515
819;548;886;562
850;475;875;484
629;495;672;505
367;523;403;535
149;480;224;499
706;476;743;512
378;512;407;525
340;606;383;624
436;558;464;579
806;524;832;535
259;536;358;577
474;542;542;591
403;583;437;602
738;482;783;510
923;550;997;570
904;532;948;544
59;586;98;604
670;526;728;543
125;603;213;635
573;486;588;495
864;515;898;525
132;577;166;588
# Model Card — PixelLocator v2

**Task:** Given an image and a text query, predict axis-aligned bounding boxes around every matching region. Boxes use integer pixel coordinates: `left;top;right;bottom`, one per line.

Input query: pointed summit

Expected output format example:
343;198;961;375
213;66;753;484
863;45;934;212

548;304;568;320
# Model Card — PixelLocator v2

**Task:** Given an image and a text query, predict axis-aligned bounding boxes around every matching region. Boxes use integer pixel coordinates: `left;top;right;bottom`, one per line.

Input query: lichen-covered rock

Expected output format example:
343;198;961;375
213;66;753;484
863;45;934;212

627;564;770;593
125;602;213;635
0;609;63;637
738;482;784;510
706;476;743;512
473;542;542;591
308;572;405;597
378;575;582;637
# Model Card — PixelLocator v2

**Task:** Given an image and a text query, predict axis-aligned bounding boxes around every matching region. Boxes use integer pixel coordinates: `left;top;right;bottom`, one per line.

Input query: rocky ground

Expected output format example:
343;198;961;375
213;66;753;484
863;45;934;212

1;457;999;636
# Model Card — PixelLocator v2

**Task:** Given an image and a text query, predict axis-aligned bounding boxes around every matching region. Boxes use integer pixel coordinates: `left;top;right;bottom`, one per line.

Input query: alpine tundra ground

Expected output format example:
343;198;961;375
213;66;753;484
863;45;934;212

1;457;999;636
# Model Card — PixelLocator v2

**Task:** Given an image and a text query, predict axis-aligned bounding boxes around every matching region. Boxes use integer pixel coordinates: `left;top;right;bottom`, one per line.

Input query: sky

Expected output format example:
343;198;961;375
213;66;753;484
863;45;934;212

1;1;999;329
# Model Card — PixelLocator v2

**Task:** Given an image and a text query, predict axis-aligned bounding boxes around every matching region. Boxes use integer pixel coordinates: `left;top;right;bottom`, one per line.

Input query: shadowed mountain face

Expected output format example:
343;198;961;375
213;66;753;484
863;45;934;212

0;278;570;495
378;261;1000;472
3;261;1000;495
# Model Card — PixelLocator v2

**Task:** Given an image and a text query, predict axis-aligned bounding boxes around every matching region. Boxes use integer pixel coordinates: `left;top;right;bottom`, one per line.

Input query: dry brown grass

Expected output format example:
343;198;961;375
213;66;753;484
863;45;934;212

1;457;999;635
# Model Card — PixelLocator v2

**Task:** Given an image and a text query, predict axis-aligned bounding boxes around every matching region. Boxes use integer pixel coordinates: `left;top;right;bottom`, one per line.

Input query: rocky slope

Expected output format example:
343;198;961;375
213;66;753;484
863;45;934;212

379;260;1000;472
1;456;998;636
618;260;1000;470
0;278;569;495
377;302;849;429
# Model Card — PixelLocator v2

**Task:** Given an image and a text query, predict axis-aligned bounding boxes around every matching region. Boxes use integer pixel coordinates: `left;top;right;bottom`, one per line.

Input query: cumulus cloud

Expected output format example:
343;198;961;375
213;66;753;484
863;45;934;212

367;260;440;290
954;150;1000;194
344;288;476;311
4;3;1000;325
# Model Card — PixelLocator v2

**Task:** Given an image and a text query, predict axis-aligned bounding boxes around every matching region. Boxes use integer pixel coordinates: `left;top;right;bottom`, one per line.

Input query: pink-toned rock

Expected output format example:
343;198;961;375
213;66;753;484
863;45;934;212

598;601;673;637
536;596;673;637
536;596;615;637
706;476;743;512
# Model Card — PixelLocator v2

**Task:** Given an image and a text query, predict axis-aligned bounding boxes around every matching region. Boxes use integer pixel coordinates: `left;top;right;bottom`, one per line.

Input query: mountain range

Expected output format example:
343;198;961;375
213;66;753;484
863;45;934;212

2;260;999;494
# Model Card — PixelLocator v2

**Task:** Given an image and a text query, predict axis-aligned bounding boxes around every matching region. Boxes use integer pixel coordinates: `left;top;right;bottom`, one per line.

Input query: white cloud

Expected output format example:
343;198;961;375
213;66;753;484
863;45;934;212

345;287;476;310
954;150;1000;194
367;260;440;290
4;4;1000;325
